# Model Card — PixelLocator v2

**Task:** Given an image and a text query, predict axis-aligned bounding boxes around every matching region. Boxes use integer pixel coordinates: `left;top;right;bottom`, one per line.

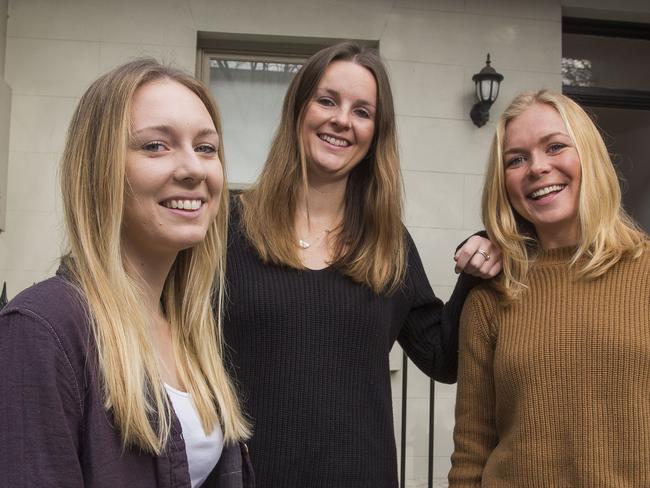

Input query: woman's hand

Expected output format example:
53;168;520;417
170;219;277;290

454;235;502;279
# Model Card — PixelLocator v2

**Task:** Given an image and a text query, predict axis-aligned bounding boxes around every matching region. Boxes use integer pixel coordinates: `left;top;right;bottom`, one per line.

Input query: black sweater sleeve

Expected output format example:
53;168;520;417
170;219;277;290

397;234;481;384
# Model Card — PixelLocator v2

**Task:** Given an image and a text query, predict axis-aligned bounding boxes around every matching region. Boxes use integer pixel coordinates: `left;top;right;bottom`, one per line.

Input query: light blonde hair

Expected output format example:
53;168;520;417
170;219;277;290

241;42;405;294
483;90;647;302
60;58;249;454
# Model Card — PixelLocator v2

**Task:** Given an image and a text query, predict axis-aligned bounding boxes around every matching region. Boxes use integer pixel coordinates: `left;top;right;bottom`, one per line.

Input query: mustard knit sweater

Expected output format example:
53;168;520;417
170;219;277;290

449;246;650;487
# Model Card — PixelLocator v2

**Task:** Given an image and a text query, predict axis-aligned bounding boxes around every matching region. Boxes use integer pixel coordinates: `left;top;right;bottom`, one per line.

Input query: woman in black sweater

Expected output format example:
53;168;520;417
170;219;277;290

222;42;500;487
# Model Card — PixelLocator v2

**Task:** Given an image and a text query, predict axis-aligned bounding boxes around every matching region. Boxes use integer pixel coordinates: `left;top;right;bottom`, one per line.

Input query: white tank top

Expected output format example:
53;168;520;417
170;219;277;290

164;384;224;487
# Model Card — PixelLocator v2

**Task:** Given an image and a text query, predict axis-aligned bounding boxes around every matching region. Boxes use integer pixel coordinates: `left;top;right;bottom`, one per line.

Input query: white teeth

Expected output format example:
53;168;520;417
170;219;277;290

163;199;203;210
319;134;349;147
529;185;565;199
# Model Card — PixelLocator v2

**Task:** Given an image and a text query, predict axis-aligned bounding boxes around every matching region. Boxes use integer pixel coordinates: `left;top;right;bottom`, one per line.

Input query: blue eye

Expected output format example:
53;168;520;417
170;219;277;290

195;144;217;154
548;143;566;153
142;141;166;152
317;97;335;107
506;155;526;167
354;108;371;119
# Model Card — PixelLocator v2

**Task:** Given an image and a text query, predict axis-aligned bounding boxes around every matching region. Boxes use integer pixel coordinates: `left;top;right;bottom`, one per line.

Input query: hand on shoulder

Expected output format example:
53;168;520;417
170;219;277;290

454;235;502;279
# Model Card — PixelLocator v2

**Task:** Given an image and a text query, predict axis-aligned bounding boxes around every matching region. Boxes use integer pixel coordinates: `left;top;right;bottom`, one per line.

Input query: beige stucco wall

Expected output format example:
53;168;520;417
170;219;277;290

2;0;646;484
0;0;10;233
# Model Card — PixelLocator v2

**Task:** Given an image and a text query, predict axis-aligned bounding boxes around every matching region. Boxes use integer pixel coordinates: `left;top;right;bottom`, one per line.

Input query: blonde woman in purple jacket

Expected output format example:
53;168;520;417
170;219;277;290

0;59;252;487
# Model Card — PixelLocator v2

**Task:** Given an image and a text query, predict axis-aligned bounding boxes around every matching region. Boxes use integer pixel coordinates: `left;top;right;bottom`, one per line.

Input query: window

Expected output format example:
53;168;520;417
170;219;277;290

202;55;303;185
562;17;650;232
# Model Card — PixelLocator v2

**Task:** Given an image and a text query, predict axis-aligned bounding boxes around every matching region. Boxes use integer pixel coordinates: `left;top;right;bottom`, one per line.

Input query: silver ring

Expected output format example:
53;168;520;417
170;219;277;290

477;249;490;261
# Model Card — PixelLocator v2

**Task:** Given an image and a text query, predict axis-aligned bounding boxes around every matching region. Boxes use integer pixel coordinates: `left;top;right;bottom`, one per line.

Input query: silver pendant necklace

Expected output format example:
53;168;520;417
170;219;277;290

298;228;331;249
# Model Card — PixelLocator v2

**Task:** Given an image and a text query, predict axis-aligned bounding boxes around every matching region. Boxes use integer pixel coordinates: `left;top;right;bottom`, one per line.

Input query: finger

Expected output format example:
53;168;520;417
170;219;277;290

485;250;501;276
474;244;500;277
454;251;469;274
470;261;498;280
485;244;501;262
482;261;502;278
477;241;501;269
462;252;489;276
455;250;478;274
454;236;482;272
470;253;489;272
479;256;494;276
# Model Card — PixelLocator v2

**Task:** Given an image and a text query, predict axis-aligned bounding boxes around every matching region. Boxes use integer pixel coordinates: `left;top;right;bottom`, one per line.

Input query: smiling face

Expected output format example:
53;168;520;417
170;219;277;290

301;60;377;185
122;79;223;261
503;103;582;249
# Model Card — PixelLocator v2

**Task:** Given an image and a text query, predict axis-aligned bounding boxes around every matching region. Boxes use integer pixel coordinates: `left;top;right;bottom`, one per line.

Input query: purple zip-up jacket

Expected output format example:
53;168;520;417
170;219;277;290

0;270;254;488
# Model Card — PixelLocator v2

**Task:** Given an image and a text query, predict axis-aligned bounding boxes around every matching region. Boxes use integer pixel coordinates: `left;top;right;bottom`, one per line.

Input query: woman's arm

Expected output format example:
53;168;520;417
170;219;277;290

396;233;482;383
0;310;84;487
448;289;498;487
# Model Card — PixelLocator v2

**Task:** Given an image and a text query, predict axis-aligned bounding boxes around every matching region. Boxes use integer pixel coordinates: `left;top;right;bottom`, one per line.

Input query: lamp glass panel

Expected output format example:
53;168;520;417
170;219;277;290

493;80;501;100
480;79;493;102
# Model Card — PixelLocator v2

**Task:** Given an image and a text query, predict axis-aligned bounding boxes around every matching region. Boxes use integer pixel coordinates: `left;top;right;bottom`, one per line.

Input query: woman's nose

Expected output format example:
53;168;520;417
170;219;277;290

331;107;351;129
174;149;207;182
528;153;552;177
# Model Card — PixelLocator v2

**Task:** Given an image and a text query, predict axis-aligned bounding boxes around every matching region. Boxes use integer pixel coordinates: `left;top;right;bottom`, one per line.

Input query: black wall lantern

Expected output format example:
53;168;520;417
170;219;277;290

470;54;504;127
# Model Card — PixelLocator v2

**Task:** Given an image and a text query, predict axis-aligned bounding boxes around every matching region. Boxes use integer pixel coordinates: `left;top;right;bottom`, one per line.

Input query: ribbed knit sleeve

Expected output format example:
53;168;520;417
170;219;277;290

397;234;480;383
449;287;499;487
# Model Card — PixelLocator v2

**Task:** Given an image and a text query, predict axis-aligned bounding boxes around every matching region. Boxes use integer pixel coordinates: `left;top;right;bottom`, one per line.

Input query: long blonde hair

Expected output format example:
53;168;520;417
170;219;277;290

483;90;646;301
240;42;405;294
60;58;249;453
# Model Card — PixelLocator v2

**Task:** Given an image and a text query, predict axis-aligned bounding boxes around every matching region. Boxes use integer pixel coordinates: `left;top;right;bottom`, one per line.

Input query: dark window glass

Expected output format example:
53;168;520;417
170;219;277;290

563;33;650;91
591;106;650;232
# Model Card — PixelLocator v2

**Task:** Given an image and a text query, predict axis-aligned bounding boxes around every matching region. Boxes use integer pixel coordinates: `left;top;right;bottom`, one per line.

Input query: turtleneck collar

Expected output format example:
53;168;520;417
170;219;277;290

534;245;579;265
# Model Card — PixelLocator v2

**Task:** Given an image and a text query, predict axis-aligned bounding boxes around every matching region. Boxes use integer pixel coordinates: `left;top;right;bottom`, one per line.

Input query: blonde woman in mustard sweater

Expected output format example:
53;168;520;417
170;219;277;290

449;90;649;487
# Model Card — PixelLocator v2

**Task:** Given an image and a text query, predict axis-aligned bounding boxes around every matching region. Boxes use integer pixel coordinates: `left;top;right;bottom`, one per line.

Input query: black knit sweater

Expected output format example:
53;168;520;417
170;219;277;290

223;200;476;487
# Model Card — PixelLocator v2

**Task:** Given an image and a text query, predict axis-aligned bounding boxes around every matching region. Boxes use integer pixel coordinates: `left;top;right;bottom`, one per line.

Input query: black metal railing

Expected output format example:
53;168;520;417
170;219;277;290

0;282;7;310
399;350;436;488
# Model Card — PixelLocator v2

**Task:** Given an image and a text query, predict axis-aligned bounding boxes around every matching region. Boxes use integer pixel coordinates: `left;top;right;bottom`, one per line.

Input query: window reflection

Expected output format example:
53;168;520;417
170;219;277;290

210;60;302;74
562;57;594;87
